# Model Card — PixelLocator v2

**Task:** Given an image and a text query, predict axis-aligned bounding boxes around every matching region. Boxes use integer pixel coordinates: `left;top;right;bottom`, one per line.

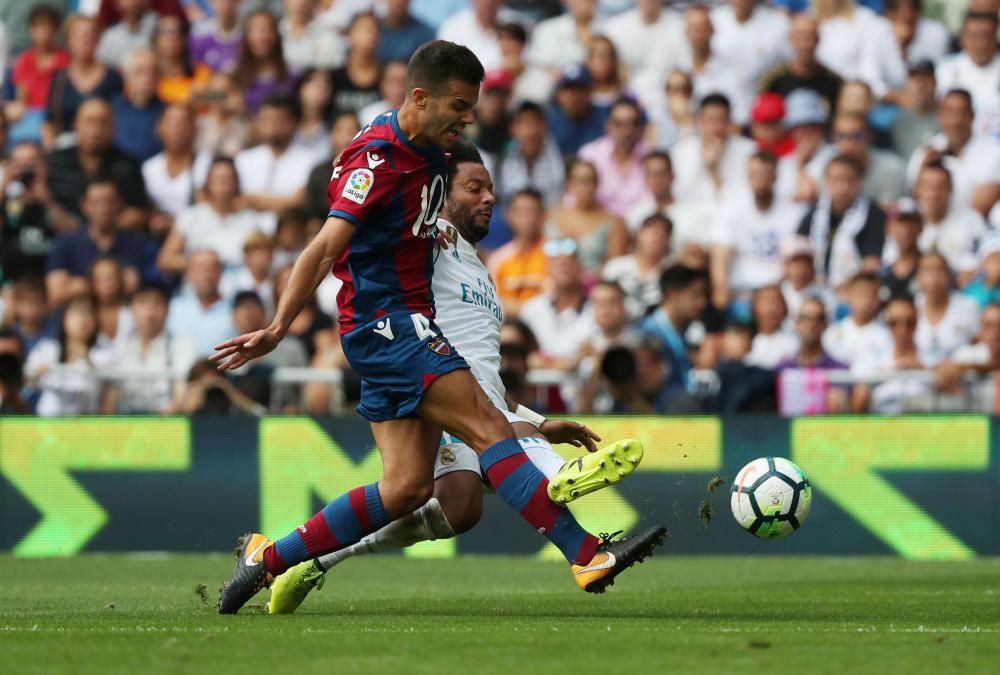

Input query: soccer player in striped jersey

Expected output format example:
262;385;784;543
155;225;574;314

213;43;665;614
267;142;656;613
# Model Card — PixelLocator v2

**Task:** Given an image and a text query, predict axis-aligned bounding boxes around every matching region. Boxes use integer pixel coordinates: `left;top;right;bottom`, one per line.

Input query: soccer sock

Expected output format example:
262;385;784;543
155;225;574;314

263;482;390;575
480;438;599;566
519;435;568;481
315;497;455;572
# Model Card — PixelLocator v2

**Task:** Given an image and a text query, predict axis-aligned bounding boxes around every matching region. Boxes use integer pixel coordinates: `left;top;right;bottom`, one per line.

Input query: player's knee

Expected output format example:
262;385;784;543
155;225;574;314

437;489;482;535
382;477;435;515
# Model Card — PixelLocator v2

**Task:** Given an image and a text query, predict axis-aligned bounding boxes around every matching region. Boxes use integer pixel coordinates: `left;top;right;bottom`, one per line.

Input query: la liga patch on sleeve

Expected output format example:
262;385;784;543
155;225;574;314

342;168;375;204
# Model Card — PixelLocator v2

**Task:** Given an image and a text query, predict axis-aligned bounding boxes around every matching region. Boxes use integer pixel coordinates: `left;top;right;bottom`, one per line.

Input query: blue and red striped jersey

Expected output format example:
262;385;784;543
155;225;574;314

327;109;448;334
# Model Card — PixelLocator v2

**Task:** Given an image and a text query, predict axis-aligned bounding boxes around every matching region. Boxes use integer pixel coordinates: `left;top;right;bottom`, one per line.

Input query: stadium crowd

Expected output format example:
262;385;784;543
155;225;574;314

0;0;999;417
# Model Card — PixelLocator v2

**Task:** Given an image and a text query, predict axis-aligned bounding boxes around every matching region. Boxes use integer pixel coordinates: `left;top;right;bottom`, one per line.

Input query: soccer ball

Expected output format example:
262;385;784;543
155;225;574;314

730;457;811;539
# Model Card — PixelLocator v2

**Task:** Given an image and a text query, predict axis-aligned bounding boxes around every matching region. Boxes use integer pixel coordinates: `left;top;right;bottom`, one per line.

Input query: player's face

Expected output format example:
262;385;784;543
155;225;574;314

421;79;480;149
445;162;495;242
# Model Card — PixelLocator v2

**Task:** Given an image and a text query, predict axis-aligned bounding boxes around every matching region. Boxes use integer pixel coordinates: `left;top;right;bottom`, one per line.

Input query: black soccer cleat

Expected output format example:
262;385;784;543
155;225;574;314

218;532;274;614
571;526;669;594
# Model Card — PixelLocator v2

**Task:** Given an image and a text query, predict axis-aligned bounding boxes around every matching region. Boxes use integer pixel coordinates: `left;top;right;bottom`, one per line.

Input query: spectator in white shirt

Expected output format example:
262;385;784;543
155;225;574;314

103;282;199;414
808;112;907;209
914;162;989;283
495;22;553;107
906;89;1000;217
292;69;335;167
96;0;157;69
935;303;1000;397
776;89;832;204
884;0;951;66
220;230;277;319
141;104;211;219
823;271;893;367
934;11;1000;135
813;0;903;98
528;0;597;71
914;252;981;366
671;93;756;222
625;151;677;236
745;285;800;369
599;0;684;81
711;151;807;311
603;212;672;319
157;157;263;275
234;93;314;233
676;5;749;124
25;297;112;416
280;0;346;72
520;238;597;367
851;293;930;413
710;0;790;95
498;101;565;208
780;236;837;323
437;0;504;72
358;60;408;125
167;249;236;356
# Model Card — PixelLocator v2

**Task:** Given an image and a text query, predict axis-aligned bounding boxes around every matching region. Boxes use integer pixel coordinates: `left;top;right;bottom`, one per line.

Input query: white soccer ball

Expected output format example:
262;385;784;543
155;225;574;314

730;457;811;539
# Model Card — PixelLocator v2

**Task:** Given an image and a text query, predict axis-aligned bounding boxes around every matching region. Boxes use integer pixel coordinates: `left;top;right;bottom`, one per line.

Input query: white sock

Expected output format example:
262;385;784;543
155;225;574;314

315;497;455;571
520;436;566;481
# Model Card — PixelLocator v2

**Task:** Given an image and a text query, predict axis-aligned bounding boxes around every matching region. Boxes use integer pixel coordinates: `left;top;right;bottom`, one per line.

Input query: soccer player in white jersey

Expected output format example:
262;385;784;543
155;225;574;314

267;142;647;613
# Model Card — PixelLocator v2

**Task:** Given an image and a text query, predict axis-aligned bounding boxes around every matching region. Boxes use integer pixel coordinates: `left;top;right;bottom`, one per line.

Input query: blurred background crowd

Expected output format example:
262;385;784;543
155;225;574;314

0;0;999;417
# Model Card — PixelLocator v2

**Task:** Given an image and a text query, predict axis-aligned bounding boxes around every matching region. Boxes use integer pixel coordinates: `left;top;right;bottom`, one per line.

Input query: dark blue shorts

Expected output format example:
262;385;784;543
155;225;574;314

341;311;469;422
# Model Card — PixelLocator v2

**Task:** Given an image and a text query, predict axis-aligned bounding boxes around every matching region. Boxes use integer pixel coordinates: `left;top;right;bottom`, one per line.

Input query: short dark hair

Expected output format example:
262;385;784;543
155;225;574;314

277;208;308;229
643;150;672;172
886;292;917;310
699;93;731;114
609;96;644;121
592;279;626;299
28;4;61;26
750;150;778;168
965;10;999;31
497;22;527;44
234;290;264;310
512;100;545;121
406;40;484;95
826;153;864;178
640;212;673;236
133;281;169;303
85;179;119;196
850;271;882;288
446;140;484;187
660;264;708;297
943;88;974;110
919;160;953;186
260;93;301;121
510;187;544;206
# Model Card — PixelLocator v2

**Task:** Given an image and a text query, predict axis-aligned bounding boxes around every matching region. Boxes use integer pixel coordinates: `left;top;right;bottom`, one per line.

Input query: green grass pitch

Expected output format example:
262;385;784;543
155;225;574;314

2;555;999;674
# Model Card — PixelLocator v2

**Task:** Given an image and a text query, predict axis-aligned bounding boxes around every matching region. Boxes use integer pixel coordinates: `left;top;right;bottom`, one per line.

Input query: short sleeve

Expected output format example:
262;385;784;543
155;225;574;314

326;143;399;227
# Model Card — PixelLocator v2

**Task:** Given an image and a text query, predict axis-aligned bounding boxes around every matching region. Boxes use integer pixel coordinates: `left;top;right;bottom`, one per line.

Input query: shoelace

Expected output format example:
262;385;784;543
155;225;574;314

598;530;624;543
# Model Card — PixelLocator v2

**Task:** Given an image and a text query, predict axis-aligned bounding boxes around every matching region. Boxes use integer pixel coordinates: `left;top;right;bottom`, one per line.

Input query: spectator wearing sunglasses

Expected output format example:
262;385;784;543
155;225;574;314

807;112;906;210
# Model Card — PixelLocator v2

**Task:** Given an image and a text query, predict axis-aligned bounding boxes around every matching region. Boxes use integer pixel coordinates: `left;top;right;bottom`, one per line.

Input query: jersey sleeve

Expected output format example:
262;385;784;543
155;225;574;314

326;142;399;228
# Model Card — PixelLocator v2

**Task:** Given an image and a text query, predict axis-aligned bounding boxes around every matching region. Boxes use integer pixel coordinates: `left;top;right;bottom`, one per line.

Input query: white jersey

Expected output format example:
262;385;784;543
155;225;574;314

432;219;507;410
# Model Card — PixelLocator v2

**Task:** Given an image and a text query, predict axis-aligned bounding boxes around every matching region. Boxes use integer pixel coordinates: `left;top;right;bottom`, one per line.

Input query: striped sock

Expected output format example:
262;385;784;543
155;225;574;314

480;438;599;566
264;482;389;575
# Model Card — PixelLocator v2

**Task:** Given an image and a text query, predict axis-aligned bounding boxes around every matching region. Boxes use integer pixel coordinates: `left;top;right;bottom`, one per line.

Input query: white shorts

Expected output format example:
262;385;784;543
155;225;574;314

433;409;566;481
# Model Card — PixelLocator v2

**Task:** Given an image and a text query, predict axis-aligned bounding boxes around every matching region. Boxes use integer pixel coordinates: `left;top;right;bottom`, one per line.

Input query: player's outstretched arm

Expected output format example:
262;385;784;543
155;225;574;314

211;216;356;371
503;392;602;453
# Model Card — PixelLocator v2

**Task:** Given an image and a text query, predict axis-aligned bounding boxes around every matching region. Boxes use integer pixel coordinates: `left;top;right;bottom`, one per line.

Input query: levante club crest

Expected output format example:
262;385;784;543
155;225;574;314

426;337;451;355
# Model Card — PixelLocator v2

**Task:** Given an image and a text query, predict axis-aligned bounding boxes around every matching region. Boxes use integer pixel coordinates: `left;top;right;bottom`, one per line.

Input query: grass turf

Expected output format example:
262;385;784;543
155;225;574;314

1;555;999;674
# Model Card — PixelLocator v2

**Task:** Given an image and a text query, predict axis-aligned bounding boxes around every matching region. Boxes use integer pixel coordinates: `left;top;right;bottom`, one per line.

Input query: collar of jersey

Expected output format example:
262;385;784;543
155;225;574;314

389;109;442;158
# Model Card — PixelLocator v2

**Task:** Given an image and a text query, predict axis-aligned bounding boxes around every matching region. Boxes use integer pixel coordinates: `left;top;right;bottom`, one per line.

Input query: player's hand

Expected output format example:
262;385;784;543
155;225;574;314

435;228;455;250
539;419;601;453
210;327;283;371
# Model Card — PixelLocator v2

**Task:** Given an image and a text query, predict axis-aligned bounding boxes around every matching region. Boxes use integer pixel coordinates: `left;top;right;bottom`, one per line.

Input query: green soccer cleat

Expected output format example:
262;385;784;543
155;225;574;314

547;439;644;504
266;560;326;615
